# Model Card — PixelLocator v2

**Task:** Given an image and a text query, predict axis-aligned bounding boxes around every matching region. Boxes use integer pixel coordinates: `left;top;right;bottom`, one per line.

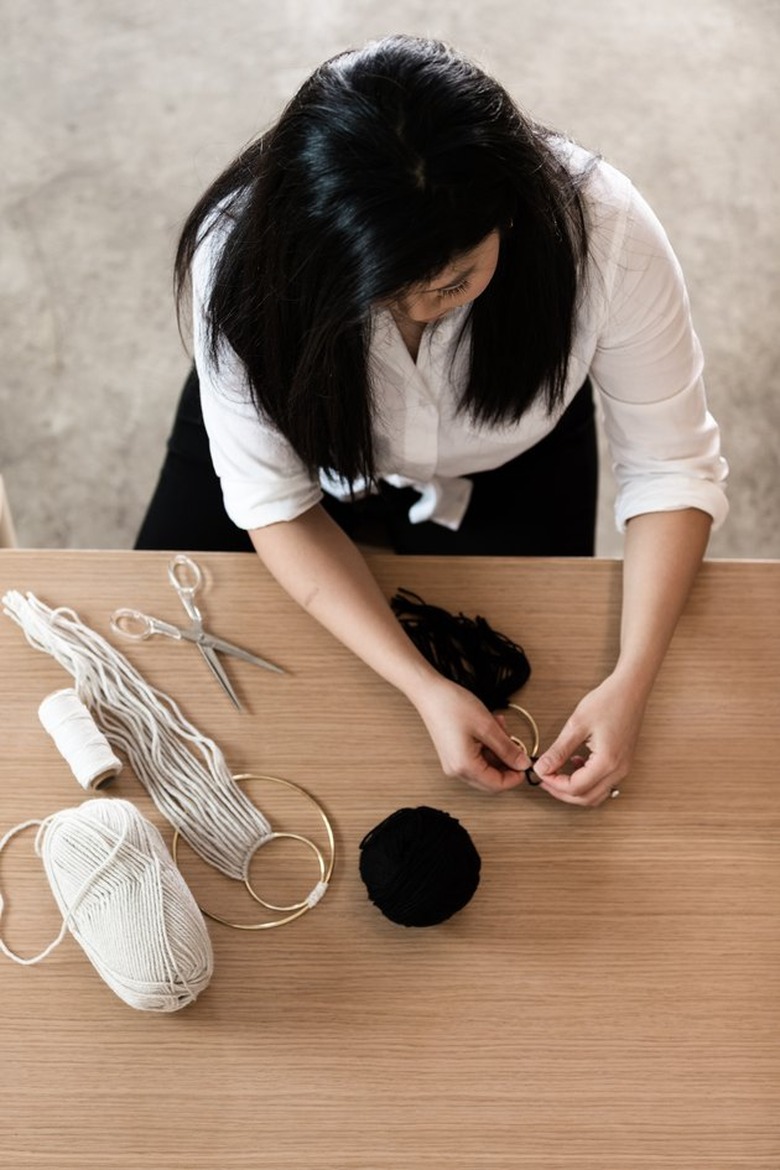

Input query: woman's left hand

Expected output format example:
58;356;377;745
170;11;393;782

532;510;714;807
531;672;647;806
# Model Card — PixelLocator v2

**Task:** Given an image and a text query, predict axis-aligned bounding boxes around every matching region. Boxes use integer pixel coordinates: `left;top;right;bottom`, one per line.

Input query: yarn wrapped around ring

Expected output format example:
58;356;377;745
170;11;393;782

359;806;481;927
0;798;214;1012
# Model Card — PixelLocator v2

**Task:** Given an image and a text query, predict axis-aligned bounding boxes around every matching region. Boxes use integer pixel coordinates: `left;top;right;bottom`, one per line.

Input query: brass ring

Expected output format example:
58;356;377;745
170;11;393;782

171;772;335;930
244;831;326;912
500;704;543;784
503;705;540;757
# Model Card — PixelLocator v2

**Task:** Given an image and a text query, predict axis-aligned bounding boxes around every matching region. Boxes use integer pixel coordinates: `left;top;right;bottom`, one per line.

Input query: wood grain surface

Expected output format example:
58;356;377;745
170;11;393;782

0;550;778;1169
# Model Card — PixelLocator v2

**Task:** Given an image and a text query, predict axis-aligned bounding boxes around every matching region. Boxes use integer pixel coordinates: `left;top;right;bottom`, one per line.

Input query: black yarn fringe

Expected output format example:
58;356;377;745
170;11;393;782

390;588;531;711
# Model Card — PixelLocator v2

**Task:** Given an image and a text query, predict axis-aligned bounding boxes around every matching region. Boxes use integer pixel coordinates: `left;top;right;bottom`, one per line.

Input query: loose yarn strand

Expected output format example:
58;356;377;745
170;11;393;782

0;819;69;965
2;591;271;880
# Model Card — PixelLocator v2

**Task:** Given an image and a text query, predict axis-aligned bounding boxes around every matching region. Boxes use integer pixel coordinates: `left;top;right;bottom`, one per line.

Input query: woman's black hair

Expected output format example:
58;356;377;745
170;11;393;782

175;34;594;488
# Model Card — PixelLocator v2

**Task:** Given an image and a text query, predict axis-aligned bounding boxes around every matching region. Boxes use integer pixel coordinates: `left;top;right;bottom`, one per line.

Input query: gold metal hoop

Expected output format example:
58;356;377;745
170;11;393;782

244;831;326;912
502;704;540;758
171;772;335;930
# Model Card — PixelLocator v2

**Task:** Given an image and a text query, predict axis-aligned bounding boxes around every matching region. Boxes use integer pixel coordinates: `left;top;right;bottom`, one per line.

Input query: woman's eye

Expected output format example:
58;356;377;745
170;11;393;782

437;279;470;299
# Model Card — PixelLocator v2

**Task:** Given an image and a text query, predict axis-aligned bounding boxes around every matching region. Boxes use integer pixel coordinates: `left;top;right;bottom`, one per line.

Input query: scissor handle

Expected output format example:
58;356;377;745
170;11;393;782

168;555;204;625
110;609;185;642
168;554;203;597
110;608;157;640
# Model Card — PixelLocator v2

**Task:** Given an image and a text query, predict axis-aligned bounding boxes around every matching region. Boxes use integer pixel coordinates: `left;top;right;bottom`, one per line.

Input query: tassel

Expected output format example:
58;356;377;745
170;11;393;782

390;589;531;711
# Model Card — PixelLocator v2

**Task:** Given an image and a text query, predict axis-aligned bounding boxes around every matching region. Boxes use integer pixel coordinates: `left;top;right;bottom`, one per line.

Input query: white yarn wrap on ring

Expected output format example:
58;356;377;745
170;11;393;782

39;688;122;790
2;591;272;881
0;799;214;1012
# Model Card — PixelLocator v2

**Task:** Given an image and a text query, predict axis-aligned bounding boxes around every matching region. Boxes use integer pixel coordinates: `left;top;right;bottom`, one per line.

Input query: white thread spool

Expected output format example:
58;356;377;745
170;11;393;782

38;688;122;790
0;798;214;1012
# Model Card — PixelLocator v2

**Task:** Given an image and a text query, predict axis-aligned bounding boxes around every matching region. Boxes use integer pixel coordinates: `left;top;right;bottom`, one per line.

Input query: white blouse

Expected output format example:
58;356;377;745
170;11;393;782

193;147;729;534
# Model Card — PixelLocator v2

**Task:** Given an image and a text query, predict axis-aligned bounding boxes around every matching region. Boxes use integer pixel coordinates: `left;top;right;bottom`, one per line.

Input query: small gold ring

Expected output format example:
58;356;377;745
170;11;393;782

503;704;540;757
244;831;326;912
500;703;542;784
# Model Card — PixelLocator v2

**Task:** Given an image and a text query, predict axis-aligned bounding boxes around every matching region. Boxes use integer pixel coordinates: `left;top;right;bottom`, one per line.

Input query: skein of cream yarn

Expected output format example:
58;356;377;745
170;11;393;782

0;798;214;1012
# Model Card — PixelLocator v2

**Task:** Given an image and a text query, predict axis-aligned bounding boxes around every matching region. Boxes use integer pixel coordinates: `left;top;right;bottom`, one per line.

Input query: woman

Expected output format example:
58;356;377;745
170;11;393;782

137;35;728;806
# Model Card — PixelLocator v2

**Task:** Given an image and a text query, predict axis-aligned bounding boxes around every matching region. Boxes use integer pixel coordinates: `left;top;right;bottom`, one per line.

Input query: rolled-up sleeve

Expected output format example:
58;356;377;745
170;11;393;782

191;226;323;531
590;184;729;532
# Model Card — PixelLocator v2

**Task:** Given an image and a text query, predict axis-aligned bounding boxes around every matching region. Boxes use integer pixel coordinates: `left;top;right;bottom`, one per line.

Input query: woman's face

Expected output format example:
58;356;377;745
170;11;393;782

390;230;501;325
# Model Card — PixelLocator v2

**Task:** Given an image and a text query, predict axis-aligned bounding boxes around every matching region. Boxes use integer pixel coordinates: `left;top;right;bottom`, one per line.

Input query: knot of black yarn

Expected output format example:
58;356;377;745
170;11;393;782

359;806;481;927
391;588;530;711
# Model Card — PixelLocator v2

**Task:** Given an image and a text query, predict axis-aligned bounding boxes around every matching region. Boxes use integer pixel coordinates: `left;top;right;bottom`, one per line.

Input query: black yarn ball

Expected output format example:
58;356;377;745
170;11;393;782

359;806;481;927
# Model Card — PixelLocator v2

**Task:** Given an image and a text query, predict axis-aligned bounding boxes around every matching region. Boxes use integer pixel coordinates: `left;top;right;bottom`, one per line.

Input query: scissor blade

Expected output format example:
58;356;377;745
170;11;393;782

199;634;286;675
197;644;242;711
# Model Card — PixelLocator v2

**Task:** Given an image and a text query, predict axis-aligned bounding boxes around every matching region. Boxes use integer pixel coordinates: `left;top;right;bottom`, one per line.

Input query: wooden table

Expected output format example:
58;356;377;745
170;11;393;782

0;550;778;1170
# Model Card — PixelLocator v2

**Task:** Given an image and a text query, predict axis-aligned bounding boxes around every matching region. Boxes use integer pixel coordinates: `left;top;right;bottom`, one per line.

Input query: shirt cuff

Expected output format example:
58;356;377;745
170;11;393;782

221;481;324;531
615;477;729;533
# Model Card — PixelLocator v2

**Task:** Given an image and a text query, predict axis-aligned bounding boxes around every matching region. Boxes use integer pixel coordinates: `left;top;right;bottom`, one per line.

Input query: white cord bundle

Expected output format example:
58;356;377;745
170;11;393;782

0;798;214;1011
39;688;123;790
2;591;272;880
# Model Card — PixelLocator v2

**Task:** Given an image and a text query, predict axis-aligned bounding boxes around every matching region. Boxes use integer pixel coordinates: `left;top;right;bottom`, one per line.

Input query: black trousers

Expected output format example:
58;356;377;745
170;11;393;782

135;366;598;556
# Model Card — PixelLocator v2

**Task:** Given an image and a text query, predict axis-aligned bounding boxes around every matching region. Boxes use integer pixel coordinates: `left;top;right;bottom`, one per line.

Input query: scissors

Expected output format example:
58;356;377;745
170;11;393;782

110;554;285;710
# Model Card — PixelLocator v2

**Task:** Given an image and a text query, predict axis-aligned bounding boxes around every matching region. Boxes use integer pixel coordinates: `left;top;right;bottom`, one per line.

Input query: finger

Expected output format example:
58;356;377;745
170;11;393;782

534;722;586;782
535;752;587;783
461;770;509;795
463;748;527;794
540;767;617;804
479;721;531;772
541;756;619;800
541;754;602;795
541;756;622;805
472;760;526;792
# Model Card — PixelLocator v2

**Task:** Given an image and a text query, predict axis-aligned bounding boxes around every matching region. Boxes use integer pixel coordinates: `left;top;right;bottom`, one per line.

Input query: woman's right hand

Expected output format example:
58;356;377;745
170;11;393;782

412;676;531;793
250;507;530;794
